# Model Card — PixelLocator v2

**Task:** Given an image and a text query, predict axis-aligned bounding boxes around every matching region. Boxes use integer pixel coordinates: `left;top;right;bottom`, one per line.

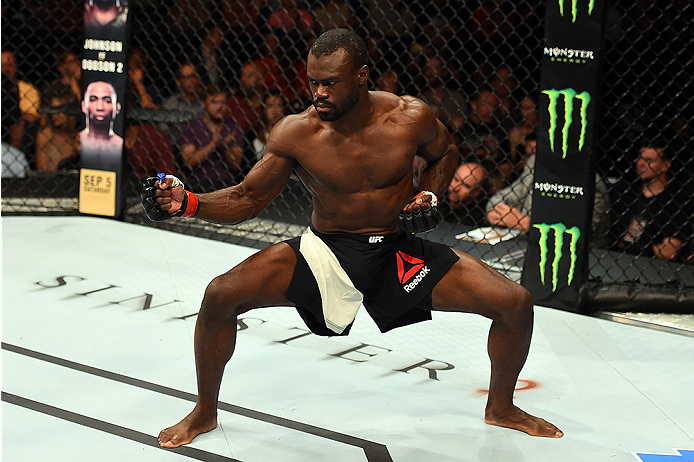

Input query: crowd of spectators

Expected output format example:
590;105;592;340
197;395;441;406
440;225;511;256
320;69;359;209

1;0;692;263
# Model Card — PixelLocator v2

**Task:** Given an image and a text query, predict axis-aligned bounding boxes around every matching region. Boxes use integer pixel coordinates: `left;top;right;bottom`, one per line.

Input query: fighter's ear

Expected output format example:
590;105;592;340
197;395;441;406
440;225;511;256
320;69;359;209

357;65;369;86
114;102;122;117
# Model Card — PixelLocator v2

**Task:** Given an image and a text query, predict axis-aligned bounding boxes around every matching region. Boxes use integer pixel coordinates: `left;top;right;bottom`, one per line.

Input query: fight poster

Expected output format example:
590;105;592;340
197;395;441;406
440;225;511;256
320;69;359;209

79;0;130;217
520;0;607;312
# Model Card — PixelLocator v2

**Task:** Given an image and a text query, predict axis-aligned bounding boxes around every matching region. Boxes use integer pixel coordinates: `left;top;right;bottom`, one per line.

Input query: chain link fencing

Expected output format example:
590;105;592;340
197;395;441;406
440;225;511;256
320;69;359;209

2;0;693;311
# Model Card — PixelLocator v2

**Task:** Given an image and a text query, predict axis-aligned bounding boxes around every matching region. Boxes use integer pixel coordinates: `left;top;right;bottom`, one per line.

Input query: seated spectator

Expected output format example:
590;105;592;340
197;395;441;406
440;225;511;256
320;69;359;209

489;124;537;195
35;91;79;171
486;134;610;247
2;62;24;151
195;25;233;89
127;48;160;109
457;85;510;162
160;61;205;147
418;55;466;131
609;140;694;261
507;95;538;159
125;122;178;179
247;90;286;164
489;65;518;119
442;161;490;226
1;49;41;125
281;31;315;112
180;85;245;186
286;54;311;113
42;46;81;102
228;61;266;133
454;85;518;200
252;31;293;99
2;48;41;166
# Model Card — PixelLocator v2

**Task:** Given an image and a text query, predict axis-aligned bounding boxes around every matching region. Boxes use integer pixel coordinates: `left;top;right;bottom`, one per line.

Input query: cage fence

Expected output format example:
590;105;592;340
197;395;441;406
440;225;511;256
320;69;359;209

2;0;693;311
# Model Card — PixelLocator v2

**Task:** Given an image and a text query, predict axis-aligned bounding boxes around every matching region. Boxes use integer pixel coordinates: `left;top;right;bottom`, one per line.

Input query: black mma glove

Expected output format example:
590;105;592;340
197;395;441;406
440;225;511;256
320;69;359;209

398;191;440;233
140;174;199;222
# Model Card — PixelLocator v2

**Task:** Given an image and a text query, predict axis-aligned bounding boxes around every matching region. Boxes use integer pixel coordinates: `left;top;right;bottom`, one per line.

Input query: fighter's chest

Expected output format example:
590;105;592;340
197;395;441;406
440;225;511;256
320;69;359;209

296;132;415;190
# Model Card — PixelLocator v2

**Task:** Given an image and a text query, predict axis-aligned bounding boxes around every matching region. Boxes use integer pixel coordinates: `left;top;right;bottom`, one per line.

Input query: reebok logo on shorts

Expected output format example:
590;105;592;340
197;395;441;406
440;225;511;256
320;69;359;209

396;251;430;292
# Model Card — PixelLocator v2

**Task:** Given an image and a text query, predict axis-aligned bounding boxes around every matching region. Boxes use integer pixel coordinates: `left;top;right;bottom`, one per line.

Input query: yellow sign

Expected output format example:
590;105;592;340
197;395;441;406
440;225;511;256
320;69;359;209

79;168;117;216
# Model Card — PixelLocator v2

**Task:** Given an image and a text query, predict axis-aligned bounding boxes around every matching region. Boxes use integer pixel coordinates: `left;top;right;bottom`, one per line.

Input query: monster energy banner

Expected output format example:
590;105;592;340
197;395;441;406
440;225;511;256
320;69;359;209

521;0;607;311
79;0;130;217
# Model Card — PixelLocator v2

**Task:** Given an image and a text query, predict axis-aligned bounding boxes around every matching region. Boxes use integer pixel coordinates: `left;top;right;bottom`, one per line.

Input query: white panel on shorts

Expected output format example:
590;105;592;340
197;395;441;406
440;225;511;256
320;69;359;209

299;228;363;334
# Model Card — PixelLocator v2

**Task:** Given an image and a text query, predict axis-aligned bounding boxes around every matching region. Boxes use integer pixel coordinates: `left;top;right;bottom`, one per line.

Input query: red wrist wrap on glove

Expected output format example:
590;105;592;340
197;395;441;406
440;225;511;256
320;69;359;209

182;192;199;218
413;190;438;206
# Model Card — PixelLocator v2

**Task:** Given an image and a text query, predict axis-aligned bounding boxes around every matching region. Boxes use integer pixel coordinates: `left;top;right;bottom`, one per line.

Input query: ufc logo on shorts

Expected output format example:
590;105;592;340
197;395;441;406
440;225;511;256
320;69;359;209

368;236;384;243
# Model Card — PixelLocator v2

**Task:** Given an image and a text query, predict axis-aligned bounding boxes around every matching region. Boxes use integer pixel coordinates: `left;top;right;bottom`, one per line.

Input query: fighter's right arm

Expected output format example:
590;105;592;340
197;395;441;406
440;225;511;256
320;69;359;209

144;118;297;225
192;150;295;224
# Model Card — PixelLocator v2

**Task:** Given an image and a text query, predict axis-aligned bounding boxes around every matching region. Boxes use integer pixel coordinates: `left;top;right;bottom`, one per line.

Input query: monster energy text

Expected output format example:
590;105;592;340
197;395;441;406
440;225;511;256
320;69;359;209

543;88;591;159
544;46;595;64
534;223;580;292
535;182;584;199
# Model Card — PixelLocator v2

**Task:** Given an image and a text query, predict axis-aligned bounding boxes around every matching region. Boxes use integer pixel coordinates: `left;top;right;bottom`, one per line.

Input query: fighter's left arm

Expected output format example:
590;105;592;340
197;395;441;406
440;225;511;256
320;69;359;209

415;116;459;198
398;104;459;233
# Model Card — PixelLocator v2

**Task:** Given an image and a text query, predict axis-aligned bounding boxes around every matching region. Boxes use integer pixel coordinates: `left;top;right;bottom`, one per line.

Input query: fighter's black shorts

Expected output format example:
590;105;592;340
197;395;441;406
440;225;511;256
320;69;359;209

285;226;459;336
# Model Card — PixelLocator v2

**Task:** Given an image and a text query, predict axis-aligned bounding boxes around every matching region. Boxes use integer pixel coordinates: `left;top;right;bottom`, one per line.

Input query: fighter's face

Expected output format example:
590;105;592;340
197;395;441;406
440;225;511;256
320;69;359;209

307;49;365;122
84;81;118;129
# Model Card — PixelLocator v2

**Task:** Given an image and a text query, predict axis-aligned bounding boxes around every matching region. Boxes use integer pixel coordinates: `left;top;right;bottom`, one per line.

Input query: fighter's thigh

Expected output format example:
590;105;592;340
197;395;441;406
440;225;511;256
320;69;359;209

431;249;531;319
204;242;297;315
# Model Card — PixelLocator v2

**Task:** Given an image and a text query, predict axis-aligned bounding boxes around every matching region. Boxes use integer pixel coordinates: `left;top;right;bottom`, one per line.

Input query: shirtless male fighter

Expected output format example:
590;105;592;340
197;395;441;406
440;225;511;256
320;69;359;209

142;28;563;448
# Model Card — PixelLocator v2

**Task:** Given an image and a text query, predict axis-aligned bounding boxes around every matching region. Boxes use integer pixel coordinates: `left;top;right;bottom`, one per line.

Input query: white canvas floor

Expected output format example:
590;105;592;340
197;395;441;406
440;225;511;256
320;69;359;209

2;216;693;461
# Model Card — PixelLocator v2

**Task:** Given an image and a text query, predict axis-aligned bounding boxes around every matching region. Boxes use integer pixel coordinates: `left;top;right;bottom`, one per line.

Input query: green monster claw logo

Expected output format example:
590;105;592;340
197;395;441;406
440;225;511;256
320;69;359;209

542;88;591;159
534;223;580;292
558;0;596;22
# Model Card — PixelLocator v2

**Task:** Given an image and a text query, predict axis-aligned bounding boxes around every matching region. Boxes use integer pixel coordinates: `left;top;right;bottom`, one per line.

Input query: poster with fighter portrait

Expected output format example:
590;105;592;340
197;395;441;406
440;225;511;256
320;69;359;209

521;0;607;312
79;0;130;217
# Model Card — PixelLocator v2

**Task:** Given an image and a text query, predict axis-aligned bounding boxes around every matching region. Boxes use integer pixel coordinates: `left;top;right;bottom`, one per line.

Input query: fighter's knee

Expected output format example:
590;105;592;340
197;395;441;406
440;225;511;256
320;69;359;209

199;275;240;322
517;285;533;310
507;284;534;322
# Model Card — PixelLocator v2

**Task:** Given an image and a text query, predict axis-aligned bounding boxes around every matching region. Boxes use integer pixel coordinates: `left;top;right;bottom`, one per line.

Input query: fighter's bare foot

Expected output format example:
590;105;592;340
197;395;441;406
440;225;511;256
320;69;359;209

158;409;218;448
485;405;563;438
